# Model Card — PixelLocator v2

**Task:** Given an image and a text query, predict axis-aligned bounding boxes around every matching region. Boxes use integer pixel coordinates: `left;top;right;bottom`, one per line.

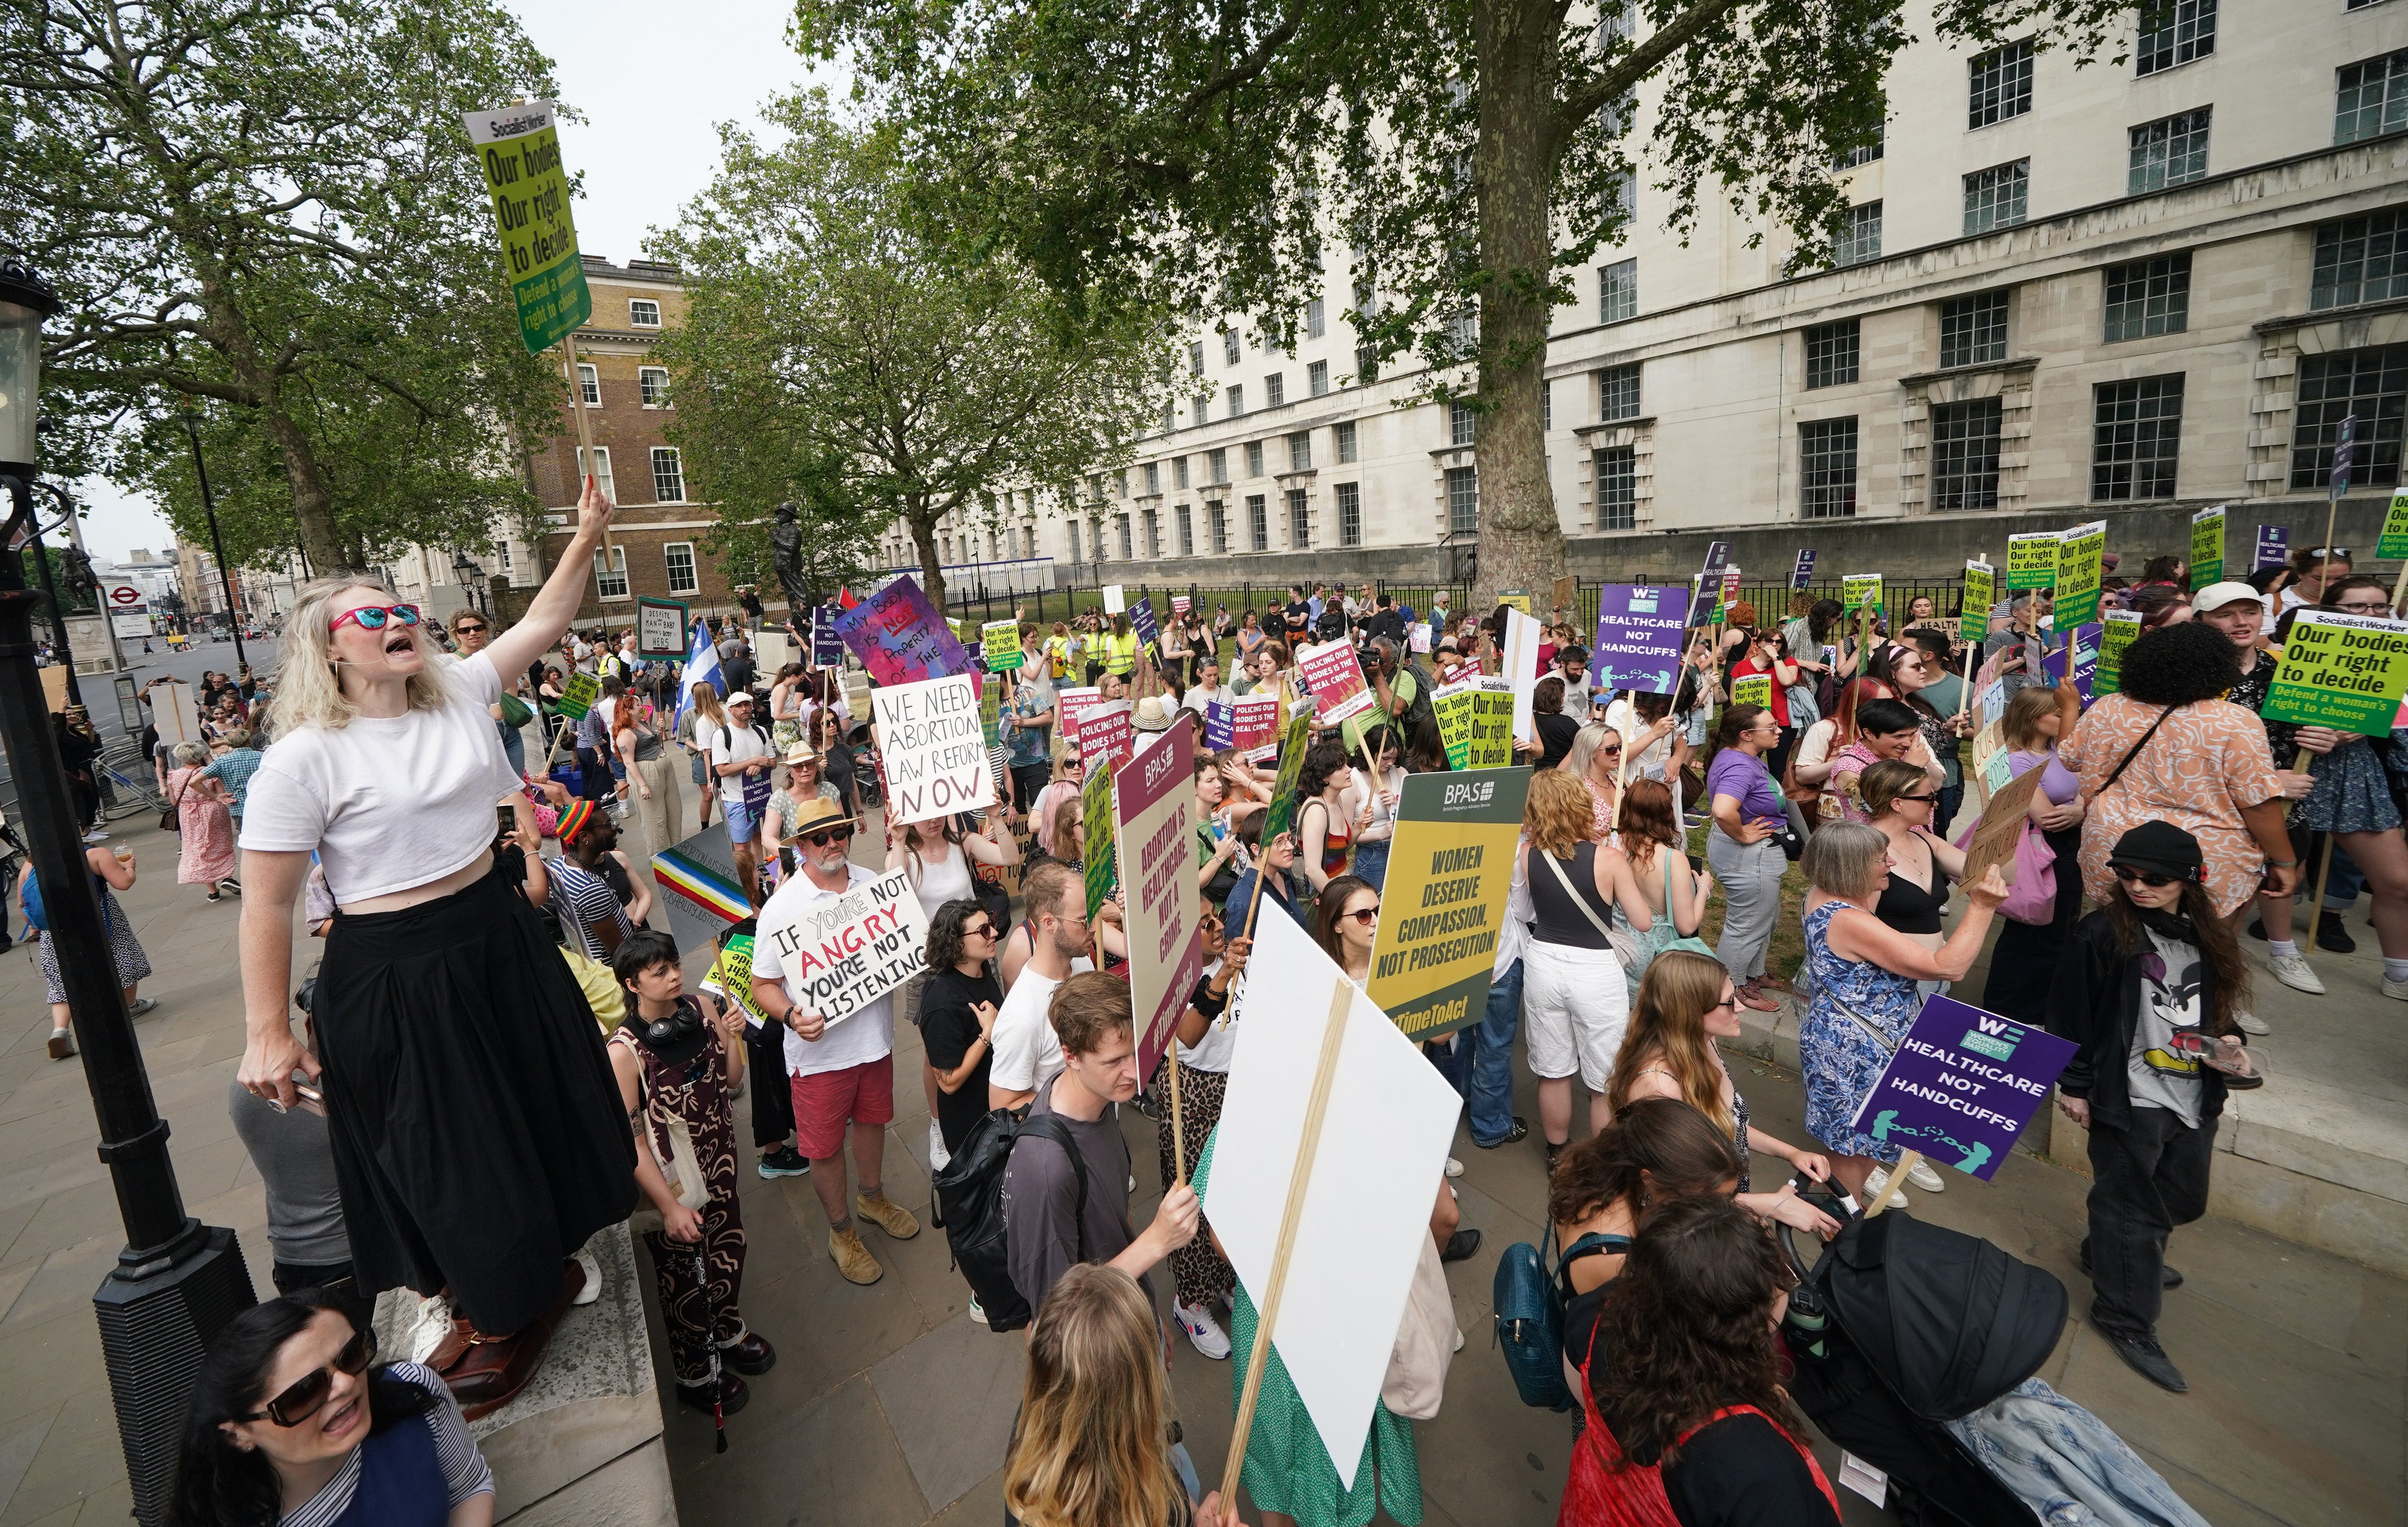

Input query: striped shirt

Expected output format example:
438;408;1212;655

547;857;633;960
281;1362;492;1527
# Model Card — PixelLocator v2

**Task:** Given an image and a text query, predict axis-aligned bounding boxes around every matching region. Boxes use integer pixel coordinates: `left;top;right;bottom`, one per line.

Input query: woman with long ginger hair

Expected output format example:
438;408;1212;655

1004;1264;1246;1527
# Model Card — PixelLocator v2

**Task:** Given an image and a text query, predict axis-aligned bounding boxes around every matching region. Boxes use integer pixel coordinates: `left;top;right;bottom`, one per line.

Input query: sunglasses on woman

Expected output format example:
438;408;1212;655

2110;865;2180;889
329;604;422;634
237;1327;376;1428
963;921;997;940
1896;792;1941;804
1345;905;1380;926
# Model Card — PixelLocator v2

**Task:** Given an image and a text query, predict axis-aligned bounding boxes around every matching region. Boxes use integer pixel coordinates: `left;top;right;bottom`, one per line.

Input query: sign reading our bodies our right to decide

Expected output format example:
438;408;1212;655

2264;611;2408;735
1849;994;2077;1180
1365;768;1531;1042
2189;504;2227;588
1960;561;1995;643
462;101;591;353
756;866;934;1026
1432;675;1514;771
870;673;995;826
2006;532;2059;591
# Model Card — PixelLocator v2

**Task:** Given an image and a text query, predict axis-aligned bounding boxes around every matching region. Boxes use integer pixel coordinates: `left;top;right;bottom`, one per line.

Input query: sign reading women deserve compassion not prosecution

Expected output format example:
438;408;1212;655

1365;767;1531;1042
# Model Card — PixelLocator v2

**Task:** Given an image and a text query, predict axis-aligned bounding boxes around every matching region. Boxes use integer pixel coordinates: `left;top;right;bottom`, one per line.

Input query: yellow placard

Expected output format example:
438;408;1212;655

1367;768;1532;1041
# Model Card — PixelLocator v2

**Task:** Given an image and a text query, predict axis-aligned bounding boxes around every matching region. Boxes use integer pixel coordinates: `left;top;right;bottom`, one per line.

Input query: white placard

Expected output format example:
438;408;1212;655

151;681;198;748
755;865;932;1025
1103;584;1126;614
1205;913;1461;1491
871;673;995;827
1501;607;1543;744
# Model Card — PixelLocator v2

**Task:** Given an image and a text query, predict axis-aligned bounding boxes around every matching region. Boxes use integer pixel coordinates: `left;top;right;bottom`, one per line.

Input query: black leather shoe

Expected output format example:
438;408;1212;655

1441;1228;1482;1263
677;1372;751;1416
2316;911;2358;954
722;1333;777;1375
2091;1318;2187;1393
2245;918;2267;942
1474;1118;1530;1148
2079;1237;2180;1289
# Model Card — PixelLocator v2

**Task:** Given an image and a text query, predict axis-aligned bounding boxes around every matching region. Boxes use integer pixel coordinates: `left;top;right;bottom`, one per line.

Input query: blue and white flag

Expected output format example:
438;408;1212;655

675;620;724;735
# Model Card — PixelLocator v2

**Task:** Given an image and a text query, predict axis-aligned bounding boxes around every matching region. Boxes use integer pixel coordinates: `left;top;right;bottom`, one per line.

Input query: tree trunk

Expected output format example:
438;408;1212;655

908;503;948;610
188;262;349;574
1470;0;1567;609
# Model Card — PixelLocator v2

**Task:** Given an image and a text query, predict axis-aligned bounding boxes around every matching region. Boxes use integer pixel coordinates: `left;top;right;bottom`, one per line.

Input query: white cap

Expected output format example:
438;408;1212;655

2191;581;2262;614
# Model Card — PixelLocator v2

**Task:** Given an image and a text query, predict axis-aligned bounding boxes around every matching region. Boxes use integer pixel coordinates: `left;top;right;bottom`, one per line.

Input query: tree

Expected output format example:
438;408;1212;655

798;0;2127;600
645;90;1172;609
0;0;565;574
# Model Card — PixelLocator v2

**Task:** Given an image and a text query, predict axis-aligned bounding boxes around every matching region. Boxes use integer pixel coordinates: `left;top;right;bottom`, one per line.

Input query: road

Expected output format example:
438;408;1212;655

0;633;283;810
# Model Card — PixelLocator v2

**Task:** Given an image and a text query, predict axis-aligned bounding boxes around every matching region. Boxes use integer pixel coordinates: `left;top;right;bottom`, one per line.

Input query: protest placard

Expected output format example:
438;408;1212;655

1433;675;1514;770
1172;594;1191;618
1792;550;1818;588
872;673;994;826
1969;721;2007;795
2041;623;2101;703
2264;611;2408;735
811;605;845;666
636;596;690;658
1082;745;1119;919
1721;567;1743;614
981;620;1023;671
1117;718;1206;1084
1296;639;1374;725
834;576;974;687
1231;692;1281;752
463;101;592;353
2254;524;2291;572
1960;766;2044;891
1408;623;1431;654
2189;505;2227;588
757;866;933;1025
1103;585;1126;615
1699;540;1731;577
1079;699;1135;770
651;829;754;949
1730;674;1772;711
1501;607;1543;742
1208;913;1461;1494
151;681;199;748
2006;532;2058;591
2092;609;2141;698
1259;707;1315;845
1960;561;1995;644
1131;597;1161;652
1589;583;1690;695
978;671;1004;752
555;671;600;721
1842;574;1882;613
2052;521;2107;627
1551;575;1577;615
2382;490;2408;561
1849;994;2078;1180
1204;700;1235;750
1366;768;1530;1042
971;813;1037;901
1497;590;1531;614
1055;685;1100;756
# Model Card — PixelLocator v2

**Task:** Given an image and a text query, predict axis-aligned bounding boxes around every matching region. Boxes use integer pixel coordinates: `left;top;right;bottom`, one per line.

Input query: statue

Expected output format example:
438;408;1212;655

770;501;811;615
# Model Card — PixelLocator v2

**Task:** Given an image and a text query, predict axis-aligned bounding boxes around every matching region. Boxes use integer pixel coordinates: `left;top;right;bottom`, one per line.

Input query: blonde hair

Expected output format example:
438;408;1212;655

268;574;458;734
2000;685;2059;753
1002;1264;1181;1527
1525;768;1598;858
1609;952;1736;1137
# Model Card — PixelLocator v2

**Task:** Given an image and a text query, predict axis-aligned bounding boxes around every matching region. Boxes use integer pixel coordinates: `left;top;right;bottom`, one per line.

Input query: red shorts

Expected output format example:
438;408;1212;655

790;1054;895;1160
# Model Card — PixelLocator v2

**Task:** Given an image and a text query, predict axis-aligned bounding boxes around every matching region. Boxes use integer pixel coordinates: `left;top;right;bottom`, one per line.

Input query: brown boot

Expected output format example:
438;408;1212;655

443;1259;586;1420
854;1190;920;1241
828;1225;883;1285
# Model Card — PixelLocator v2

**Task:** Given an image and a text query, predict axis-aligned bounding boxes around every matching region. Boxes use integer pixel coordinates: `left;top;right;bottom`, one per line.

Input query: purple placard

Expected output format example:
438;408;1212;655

831;576;973;687
1589;583;1692;695
1849;994;2077;1181
1131;596;1161;650
2040;622;2102;704
1203;700;1235;750
811;605;844;666
1791;549;1817;589
2253;524;2289;573
1699;540;1730;577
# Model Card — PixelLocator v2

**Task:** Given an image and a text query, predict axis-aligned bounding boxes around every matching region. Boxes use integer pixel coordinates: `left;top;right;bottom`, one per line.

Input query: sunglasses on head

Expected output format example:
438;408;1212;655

329;604;421;634
802;825;854;847
2111;865;2182;889
238;1326;376;1428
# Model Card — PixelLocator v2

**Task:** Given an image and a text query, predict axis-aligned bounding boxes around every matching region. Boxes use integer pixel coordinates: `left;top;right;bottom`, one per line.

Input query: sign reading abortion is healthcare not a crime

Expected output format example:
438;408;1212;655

1116;717;1206;1085
2264;611;2408;736
1367;768;1531;1042
834;576;974;688
757;866;934;1027
871;673;995;827
1589;583;1690;696
1849;994;2077;1181
463;101;592;353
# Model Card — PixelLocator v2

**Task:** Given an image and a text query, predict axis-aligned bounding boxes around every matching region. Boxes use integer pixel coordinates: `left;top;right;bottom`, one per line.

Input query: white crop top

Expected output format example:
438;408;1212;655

240;652;525;904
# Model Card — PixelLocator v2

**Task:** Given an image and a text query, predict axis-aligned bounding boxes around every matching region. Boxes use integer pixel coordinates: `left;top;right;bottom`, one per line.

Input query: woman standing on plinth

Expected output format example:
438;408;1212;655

234;479;636;1420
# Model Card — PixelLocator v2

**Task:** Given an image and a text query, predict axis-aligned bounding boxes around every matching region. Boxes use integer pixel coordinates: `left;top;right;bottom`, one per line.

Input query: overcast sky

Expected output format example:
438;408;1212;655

76;0;820;563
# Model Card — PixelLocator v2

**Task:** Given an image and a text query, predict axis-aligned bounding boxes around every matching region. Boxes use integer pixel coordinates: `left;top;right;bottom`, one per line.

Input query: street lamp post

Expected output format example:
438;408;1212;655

178;409;247;672
1;261;255;1527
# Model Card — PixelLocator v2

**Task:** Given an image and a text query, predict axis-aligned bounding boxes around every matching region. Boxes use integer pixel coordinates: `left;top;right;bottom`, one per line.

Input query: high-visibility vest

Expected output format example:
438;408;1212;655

1103;632;1139;674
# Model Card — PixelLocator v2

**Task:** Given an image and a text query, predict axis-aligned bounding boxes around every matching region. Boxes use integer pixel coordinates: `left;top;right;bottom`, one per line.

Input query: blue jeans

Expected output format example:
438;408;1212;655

1468;957;1525;1146
498;720;526;778
1351;838;1390;891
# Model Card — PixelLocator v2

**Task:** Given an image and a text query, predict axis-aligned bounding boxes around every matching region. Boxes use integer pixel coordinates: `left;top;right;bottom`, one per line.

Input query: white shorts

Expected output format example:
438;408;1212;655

1522;940;1628;1091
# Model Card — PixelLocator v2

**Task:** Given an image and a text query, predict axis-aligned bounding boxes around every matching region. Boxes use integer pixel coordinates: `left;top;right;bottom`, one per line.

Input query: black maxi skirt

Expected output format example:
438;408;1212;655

1979;823;2085;1027
316;865;636;1334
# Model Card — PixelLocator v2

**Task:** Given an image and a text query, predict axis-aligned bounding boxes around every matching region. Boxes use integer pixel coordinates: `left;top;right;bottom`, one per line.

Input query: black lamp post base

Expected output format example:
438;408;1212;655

93;1225;256;1527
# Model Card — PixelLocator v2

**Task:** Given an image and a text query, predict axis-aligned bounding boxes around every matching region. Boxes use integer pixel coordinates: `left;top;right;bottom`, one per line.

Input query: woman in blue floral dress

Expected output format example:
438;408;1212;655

1797;823;2009;1201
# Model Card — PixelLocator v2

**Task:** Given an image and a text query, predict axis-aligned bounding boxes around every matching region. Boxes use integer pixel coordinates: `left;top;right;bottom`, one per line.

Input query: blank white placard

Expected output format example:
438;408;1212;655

1203;912;1462;1491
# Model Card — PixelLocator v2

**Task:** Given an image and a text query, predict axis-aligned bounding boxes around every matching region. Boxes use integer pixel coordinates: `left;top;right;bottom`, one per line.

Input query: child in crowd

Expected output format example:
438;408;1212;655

607;931;777;1419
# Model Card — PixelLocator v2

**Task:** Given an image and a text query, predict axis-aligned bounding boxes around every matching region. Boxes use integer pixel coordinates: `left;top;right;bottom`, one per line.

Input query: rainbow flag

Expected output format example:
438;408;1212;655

651;845;748;928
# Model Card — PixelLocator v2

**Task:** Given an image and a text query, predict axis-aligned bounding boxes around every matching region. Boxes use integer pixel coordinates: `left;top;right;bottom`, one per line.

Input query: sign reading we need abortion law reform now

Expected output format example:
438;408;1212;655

872;673;995;826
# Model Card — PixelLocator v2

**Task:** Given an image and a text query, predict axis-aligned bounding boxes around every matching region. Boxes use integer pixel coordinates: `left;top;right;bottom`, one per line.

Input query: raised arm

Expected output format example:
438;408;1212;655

488;479;615;679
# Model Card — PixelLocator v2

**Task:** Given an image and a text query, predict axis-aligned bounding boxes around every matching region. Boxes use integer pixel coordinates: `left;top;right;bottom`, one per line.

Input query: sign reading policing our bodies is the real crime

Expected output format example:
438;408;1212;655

462;101;592;353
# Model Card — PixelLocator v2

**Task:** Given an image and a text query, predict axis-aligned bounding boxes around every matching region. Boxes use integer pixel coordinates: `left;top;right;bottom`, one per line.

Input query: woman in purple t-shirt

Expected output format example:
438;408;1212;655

1705;706;1790;1012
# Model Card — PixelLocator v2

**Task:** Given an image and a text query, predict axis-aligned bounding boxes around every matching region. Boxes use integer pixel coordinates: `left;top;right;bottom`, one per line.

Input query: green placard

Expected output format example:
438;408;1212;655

1961;561;1996;643
555;670;600;721
2189;505;2226;589
1259;706;1315;845
1842;574;1882;614
981;620;1023;671
979;672;1003;751
2006;532;2059;591
1082;751;1118;918
2053;521;2107;629
2264;611;2408;736
1730;674;1772;711
462;101;592;355
2093;610;2141;697
2378;489;2408;561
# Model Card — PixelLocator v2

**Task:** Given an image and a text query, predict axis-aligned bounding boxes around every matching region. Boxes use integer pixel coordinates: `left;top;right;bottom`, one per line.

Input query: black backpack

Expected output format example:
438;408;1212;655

928;1107;1088;1332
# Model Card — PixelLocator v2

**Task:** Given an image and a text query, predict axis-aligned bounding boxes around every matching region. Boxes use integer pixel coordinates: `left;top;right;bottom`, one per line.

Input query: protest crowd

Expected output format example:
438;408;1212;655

117;470;2400;1527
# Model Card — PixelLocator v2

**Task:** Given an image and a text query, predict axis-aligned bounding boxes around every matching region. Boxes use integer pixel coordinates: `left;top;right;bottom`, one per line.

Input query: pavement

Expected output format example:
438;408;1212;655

0;799;2397;1526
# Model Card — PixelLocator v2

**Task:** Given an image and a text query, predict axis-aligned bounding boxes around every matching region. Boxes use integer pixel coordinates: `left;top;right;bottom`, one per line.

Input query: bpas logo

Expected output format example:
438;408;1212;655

1961;1014;2022;1062
1443;780;1496;809
1627;589;1660;614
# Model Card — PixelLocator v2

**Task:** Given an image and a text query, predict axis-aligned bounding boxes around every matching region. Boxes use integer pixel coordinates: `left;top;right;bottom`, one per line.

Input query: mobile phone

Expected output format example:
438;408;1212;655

2165;1030;2229;1057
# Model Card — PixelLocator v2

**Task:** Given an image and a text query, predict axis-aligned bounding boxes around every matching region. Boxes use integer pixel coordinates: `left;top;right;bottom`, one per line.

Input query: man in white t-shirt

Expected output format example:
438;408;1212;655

710;691;775;909
989;862;1095;1110
748;800;922;1285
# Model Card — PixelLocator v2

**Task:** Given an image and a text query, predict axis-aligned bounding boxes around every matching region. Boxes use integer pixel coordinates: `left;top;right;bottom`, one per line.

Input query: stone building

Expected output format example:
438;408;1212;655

889;0;2408;586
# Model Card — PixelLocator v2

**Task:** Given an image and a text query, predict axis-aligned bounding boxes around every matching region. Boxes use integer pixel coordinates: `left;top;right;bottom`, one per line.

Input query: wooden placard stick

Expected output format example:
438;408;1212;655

1220;978;1354;1504
2304;835;2339;965
1863;1149;1920;1219
559;329;615;562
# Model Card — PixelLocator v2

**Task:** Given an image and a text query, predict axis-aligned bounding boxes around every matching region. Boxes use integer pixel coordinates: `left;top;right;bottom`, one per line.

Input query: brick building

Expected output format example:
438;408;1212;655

519;256;744;629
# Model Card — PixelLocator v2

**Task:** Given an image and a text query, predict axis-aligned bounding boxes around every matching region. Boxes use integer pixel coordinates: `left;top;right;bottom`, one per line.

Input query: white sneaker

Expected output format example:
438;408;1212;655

573;1246;603;1305
1862;1168;1908;1210
403;1293;458;1364
2234;1008;2271;1035
967;1296;987;1325
1444;1156;1464;1179
926;1118;950;1172
1905;1158;1947;1193
2385;978;2408;1003
2267;951;2324;996
1175;1299;1232;1360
